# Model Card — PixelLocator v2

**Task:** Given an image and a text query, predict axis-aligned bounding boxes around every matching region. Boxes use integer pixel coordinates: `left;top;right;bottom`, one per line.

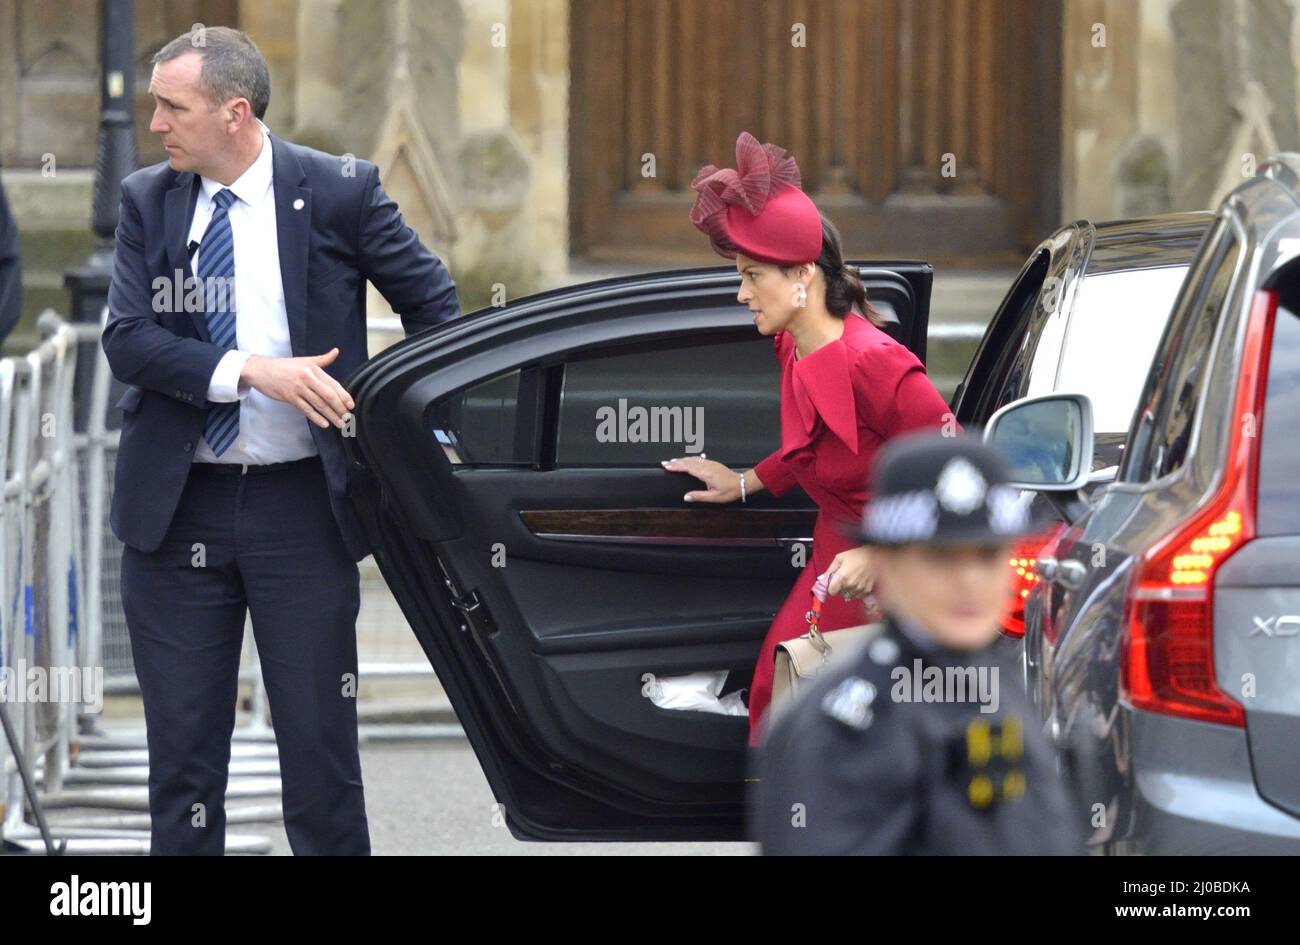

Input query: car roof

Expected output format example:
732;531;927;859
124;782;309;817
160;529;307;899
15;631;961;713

1084;211;1215;275
1220;153;1300;276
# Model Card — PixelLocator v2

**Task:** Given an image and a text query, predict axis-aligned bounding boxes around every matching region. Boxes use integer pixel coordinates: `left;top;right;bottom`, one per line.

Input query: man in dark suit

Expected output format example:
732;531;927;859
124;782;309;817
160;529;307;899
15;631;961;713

0;170;20;346
103;26;460;855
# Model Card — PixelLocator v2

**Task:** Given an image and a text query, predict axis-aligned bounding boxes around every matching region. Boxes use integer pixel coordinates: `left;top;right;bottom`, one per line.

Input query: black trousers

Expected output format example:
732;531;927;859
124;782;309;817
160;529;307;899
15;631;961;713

121;455;369;855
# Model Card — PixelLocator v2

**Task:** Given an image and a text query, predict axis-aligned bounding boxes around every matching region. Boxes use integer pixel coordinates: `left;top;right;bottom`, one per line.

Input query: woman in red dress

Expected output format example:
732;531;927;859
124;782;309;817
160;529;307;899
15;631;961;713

663;132;957;744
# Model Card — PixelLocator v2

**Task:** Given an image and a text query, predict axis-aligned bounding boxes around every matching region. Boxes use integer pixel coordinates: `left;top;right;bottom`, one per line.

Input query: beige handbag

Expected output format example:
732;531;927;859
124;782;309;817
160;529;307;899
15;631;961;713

772;622;884;711
770;576;885;714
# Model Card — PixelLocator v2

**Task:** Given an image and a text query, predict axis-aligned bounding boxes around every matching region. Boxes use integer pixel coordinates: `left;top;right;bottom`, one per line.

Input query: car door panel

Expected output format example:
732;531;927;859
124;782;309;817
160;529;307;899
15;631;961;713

344;263;932;840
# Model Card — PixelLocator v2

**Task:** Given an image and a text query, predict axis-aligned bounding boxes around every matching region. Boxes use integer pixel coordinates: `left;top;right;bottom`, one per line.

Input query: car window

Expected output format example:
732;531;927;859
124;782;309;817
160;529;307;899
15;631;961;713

1053;265;1189;466
432;368;536;466
556;336;780;467
1257;280;1300;534
1021;285;1071;404
1123;222;1241;482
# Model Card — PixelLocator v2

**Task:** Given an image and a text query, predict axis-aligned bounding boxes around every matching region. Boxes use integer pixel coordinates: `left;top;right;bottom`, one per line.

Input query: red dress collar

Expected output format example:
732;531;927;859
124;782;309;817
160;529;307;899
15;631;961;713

780;313;870;458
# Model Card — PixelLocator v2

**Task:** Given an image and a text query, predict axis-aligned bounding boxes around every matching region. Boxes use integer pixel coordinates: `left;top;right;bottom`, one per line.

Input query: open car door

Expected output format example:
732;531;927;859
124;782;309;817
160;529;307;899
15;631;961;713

342;262;933;841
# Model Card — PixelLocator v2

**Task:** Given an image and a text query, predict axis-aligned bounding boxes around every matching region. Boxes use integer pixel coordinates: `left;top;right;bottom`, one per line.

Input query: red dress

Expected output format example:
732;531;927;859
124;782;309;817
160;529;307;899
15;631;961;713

747;313;957;744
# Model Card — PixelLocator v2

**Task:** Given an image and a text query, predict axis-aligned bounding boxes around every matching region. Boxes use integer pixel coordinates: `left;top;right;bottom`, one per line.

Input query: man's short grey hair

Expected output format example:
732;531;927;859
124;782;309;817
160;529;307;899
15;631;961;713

153;26;270;120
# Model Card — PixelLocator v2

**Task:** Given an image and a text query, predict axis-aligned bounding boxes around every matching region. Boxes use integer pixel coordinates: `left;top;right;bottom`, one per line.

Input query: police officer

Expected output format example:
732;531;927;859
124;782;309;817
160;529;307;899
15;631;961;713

751;431;1084;855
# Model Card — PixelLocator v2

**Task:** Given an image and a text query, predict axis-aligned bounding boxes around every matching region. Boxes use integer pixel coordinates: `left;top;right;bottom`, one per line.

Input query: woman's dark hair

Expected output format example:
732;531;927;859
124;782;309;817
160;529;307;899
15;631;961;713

782;215;887;328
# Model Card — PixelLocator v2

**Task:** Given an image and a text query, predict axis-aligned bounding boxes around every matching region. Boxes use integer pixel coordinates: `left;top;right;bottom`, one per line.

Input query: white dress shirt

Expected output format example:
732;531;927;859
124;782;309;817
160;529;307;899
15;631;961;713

188;122;317;465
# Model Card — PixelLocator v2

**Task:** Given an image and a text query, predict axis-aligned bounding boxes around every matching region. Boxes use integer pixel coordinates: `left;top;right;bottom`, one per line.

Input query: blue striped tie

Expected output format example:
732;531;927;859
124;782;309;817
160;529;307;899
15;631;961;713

198;188;239;456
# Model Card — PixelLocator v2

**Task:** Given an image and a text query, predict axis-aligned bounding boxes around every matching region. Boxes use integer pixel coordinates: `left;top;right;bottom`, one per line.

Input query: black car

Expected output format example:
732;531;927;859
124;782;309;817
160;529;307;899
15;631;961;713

339;211;1206;842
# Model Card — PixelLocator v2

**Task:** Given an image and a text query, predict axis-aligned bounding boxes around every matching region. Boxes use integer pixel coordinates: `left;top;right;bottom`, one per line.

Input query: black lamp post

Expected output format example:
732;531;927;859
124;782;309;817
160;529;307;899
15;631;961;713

64;0;136;430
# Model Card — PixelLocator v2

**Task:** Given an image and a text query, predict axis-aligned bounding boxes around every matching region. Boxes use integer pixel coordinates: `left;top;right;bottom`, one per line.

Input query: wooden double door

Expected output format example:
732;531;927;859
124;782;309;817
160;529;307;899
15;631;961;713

570;0;1062;266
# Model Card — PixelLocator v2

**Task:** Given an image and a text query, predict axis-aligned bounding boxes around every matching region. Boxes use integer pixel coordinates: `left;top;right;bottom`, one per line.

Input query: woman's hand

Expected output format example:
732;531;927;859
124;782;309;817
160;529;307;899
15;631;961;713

661;454;741;503
826;545;876;600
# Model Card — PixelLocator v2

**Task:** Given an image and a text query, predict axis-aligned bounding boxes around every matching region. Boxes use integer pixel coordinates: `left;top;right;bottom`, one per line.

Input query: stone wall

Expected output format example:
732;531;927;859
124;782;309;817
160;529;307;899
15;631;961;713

1062;0;1300;225
0;0;572;349
282;0;570;347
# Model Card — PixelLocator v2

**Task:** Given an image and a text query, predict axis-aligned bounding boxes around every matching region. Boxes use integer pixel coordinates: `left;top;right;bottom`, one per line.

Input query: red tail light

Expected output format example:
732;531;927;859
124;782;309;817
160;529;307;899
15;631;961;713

1120;288;1278;727
1000;524;1066;638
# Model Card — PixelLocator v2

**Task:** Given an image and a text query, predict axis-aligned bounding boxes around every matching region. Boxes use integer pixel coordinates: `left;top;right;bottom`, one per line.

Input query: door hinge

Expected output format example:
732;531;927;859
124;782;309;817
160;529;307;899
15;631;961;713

436;556;496;637
433;553;520;718
451;587;496;636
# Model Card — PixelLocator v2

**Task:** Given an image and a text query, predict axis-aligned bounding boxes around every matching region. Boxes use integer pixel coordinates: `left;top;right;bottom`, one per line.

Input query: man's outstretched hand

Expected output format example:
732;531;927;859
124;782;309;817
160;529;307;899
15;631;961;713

239;348;355;429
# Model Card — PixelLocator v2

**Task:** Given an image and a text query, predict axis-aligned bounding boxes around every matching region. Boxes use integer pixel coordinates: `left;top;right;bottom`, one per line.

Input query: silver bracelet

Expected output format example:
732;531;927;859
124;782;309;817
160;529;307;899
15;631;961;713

738;469;747;503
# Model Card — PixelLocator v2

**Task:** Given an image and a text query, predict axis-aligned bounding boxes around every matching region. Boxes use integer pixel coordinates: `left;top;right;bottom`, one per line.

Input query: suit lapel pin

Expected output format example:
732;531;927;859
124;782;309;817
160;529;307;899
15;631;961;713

293;198;304;210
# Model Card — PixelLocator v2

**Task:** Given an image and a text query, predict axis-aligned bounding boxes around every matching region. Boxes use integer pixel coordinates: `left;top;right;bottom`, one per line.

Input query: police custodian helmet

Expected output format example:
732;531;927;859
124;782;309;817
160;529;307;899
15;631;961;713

852;431;1036;547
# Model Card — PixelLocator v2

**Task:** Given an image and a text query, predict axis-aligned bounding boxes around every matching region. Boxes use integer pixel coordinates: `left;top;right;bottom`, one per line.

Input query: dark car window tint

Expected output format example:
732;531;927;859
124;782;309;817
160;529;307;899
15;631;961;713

1125;225;1240;481
1257;290;1300;534
962;249;1050;423
432;368;534;465
988;321;1046;416
556;336;780;467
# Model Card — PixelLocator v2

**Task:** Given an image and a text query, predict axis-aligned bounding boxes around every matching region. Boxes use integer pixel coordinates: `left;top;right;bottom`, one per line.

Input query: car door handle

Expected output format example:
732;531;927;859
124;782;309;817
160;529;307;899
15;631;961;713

1055;559;1088;590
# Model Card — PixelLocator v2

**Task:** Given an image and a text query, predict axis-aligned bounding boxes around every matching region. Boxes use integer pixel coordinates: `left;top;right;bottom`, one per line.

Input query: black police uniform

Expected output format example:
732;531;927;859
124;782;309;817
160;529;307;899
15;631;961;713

752;616;1084;854
750;431;1086;855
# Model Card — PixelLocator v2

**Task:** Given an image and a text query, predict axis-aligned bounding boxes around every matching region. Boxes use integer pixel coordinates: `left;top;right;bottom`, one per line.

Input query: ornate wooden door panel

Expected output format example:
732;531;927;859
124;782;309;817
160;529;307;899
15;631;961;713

570;0;1061;266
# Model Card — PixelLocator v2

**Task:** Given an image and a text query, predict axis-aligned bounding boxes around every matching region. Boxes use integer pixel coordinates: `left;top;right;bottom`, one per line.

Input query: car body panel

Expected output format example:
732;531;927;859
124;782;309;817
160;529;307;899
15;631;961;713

1215;538;1300;820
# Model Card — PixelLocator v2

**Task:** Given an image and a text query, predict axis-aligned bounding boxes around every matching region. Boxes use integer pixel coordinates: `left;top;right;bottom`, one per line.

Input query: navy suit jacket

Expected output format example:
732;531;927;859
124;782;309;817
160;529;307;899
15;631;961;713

103;135;460;561
0;175;20;347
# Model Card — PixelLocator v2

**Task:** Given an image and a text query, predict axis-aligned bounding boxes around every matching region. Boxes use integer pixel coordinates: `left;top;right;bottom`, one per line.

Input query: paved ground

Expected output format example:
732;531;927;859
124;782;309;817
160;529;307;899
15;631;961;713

60;563;748;855
249;738;752;856
63;672;751;855
33;721;751;855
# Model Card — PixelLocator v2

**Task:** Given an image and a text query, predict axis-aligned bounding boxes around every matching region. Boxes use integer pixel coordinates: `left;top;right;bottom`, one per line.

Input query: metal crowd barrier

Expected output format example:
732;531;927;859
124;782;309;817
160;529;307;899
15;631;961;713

1;310;276;854
1;315;87;851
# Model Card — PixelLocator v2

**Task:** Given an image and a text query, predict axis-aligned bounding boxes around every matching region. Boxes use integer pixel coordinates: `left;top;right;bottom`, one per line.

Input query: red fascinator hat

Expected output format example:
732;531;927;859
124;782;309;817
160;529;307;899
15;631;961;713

689;132;823;266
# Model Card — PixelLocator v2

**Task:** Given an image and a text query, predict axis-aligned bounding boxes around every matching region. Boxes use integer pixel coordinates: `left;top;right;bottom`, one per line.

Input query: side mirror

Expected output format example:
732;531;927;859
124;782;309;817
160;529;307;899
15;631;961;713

983;393;1095;491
